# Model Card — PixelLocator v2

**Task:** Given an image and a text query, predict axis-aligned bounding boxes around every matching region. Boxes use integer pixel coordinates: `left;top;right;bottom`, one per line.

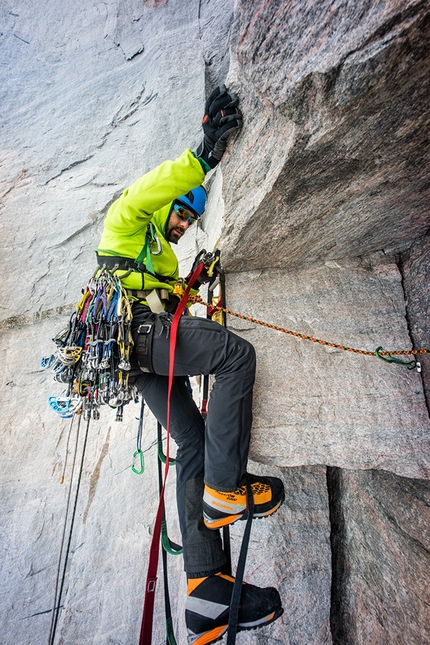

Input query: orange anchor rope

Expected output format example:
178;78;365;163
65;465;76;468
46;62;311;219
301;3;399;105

190;295;429;360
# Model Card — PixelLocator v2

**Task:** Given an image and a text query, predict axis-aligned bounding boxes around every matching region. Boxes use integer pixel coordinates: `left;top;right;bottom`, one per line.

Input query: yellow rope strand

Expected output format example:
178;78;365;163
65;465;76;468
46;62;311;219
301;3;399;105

190;296;429;358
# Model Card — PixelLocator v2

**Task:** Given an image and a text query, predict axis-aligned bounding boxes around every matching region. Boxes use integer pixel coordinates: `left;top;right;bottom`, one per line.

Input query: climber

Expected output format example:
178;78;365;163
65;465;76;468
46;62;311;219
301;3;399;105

96;85;284;643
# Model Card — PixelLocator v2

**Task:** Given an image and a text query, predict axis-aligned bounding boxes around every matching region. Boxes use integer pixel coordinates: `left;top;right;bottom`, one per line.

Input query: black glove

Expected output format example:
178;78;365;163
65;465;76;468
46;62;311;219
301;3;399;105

186;249;221;286
195;85;243;169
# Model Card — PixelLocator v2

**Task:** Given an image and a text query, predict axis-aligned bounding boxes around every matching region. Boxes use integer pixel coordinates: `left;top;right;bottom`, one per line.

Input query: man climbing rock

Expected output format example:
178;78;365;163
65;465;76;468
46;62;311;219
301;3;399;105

97;85;284;643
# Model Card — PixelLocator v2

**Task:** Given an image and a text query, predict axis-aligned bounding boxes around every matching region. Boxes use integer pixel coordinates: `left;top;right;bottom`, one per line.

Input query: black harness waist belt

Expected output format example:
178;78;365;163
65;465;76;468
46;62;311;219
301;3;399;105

96;254;170;284
96;254;139;271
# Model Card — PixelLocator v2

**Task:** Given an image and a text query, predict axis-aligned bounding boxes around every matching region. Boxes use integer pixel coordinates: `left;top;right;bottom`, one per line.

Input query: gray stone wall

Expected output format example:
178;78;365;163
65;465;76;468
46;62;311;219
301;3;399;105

1;1;429;644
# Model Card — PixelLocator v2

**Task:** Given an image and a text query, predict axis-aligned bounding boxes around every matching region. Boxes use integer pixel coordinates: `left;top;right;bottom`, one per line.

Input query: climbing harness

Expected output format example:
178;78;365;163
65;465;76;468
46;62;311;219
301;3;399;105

42;267;138;422
190;296;427;371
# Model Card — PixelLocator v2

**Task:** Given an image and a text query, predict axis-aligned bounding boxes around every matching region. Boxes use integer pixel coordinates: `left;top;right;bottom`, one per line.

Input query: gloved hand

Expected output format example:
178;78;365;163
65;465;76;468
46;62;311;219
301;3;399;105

195;85;243;169
186;249;221;286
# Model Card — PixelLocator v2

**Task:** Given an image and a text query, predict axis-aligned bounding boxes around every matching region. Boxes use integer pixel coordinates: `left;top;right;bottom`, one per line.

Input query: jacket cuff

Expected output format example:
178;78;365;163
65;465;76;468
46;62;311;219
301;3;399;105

192;151;211;174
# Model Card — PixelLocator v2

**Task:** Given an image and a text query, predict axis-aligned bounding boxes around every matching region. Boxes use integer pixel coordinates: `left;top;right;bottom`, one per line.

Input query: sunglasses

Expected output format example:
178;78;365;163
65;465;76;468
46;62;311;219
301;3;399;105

173;203;199;225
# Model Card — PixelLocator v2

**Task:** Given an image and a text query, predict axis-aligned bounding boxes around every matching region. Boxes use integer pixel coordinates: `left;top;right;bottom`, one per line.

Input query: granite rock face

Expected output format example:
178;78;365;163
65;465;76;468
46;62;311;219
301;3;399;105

1;1;429;644
328;468;430;645
222;0;430;271
401;231;430;407
227;254;429;479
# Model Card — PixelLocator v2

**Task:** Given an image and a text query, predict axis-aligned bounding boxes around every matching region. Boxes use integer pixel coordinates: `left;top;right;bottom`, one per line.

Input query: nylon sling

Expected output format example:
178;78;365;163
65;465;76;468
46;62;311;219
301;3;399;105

138;262;204;645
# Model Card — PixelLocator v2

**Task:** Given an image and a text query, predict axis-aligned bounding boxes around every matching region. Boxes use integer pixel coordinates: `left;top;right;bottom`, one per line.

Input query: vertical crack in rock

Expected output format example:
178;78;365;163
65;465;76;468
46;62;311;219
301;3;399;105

198;0;234;92
83;427;111;524
326;468;430;643
397;238;430;415
327;466;353;645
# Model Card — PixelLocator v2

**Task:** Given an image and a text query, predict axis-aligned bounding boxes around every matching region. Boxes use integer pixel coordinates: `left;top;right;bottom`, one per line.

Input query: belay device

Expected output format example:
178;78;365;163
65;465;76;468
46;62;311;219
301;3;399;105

41;267;138;421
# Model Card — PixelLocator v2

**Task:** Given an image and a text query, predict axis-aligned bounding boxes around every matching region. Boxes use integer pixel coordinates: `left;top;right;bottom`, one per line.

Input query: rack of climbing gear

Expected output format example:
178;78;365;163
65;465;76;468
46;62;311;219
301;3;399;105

190;296;428;372
41;267;138;421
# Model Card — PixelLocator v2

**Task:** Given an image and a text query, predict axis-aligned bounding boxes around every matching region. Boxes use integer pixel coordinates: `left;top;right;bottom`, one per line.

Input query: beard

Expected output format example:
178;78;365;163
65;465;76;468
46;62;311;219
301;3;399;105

165;218;185;244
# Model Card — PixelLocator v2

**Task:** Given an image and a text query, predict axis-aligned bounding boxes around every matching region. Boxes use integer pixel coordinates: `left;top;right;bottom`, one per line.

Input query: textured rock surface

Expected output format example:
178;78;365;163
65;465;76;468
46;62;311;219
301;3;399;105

226;254;429;479
1;0;429;644
401;231;430;407
221;0;430;272
328;468;430;645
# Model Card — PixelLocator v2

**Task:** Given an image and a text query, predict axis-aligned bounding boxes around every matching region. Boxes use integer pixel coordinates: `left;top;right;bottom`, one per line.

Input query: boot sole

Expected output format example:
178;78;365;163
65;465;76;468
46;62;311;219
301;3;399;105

203;496;284;530
239;606;284;630
189;607;283;645
189;624;227;645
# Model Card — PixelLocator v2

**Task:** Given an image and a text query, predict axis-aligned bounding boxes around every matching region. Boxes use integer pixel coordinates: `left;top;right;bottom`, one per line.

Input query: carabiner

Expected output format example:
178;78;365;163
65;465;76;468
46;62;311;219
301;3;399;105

375;346;418;370
131;449;145;475
158;441;176;466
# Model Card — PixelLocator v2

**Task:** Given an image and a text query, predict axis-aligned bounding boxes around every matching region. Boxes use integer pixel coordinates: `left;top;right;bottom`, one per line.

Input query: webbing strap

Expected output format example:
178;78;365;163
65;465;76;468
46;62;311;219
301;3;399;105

138;263;204;645
222;526;232;577
136;224;155;275
207;272;232;578
157;422;178;645
226;475;254;644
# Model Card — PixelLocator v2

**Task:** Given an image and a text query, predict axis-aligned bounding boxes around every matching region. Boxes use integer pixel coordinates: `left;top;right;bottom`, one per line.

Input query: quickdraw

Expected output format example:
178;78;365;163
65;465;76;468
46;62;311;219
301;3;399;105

190;296;427;371
131;398;145;475
41;267;138;421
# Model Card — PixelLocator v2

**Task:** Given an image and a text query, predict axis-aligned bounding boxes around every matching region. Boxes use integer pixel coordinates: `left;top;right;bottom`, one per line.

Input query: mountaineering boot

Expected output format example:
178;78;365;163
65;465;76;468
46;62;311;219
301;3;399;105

203;473;285;529
185;573;283;645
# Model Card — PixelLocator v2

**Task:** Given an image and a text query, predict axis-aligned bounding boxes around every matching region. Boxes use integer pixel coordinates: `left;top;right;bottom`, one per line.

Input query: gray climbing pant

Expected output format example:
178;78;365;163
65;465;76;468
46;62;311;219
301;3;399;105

129;304;256;576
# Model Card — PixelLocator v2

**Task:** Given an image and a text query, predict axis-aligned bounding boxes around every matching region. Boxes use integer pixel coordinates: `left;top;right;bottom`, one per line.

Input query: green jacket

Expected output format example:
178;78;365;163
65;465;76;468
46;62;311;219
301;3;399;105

97;149;206;292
